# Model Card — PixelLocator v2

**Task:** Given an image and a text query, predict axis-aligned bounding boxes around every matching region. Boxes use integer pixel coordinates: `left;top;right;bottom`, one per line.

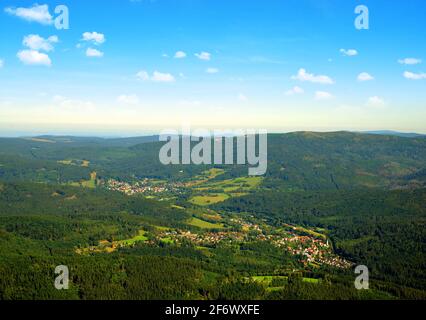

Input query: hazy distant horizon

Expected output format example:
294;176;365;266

1;1;426;135
1;127;425;138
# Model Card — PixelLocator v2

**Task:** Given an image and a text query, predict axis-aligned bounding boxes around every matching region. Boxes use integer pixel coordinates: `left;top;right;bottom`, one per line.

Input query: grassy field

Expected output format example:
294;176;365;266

196;176;263;192
69;171;97;189
116;230;149;246
302;277;321;284
160;237;174;244
185;168;226;187
77;229;149;255
252;275;288;285
188;217;225;229
189;176;263;206
251;276;321;289
201;212;222;221
153;225;171;231
189;193;230;206
171;204;185;210
282;223;327;240
203;168;225;179
58;159;91;167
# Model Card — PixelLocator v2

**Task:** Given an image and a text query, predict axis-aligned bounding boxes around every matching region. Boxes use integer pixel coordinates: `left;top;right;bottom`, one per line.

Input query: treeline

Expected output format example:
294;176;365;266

0;181;188;223
3;132;426;188
0;254;201;300
214;188;426;293
0;182;190;249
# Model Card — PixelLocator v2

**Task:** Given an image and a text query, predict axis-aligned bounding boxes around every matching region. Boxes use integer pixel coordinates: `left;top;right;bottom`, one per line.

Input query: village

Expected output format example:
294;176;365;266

77;208;352;270
105;178;184;196
155;222;352;269
101;176;352;270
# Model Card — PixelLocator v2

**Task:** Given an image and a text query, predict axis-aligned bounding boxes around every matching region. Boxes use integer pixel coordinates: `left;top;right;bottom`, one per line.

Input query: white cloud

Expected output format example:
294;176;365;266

23;34;58;52
18;35;57;66
195;52;211;61
136;70;150;81
403;71;426;80
315;91;334;100
292;68;334;84
174;51;187;59
86;48;104;58
82;32;105;45
357;72;374;82
238;93;248;101
5;4;53;25
285;86;304;95
17;50;51;66
340;48;358;56
136;70;175;82
48;35;59;43
117;94;140;105
152;71;175;82
367;96;386;108
206;68;219;74
398;58;422;65
0;59;3;68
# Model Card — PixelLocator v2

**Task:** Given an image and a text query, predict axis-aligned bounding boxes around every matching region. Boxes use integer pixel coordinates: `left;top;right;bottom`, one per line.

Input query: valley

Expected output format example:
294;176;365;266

0;132;425;300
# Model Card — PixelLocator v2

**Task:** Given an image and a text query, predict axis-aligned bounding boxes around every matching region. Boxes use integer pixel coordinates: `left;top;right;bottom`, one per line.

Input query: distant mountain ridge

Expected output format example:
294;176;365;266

19;135;160;146
363;130;426;138
27;130;426;140
1;130;426;190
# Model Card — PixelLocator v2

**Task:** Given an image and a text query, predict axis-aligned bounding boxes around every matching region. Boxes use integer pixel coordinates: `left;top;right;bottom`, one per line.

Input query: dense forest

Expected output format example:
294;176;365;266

214;188;426;290
1;132;425;300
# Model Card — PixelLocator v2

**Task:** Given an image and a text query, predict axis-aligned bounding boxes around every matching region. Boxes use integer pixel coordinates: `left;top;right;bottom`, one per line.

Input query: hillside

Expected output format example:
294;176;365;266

1;131;426;299
1;132;426;188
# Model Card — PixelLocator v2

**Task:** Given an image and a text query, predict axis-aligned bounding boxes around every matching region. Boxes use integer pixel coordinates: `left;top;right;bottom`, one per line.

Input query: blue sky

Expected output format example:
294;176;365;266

0;0;425;136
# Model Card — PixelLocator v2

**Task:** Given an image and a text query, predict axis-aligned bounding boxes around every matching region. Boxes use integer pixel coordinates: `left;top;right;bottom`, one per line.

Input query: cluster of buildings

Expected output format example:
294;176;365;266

157;217;351;269
317;255;353;269
229;218;263;232
105;179;183;196
159;229;246;245
229;219;352;269
76;203;352;270
278;235;351;269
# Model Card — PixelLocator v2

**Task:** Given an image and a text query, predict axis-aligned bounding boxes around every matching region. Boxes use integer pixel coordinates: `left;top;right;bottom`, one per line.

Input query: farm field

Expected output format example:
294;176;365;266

189;193;230;206
187;217;225;229
188;176;263;205
69;172;97;189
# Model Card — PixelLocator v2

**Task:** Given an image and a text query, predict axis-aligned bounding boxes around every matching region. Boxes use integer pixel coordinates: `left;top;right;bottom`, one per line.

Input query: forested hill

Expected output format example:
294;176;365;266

214;187;426;290
1;131;426;190
1;132;426;299
260;132;426;190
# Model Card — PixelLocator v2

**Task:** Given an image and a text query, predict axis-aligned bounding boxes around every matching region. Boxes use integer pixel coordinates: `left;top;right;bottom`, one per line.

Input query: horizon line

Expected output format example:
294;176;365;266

0;129;425;139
